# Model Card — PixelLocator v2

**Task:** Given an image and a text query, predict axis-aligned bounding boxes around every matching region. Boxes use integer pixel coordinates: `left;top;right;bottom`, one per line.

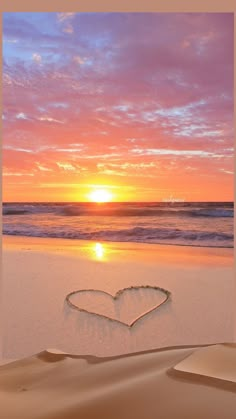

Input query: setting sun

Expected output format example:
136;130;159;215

88;189;113;203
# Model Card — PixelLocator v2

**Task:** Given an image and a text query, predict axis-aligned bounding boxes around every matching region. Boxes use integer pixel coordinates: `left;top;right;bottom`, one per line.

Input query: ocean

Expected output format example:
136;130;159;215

2;202;234;248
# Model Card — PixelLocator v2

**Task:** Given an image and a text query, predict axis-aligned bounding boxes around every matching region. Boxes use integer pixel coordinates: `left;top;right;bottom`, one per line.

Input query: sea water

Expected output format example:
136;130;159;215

3;201;234;248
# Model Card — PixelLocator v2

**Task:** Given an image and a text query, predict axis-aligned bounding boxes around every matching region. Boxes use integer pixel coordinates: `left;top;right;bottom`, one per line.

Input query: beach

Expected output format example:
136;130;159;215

2;235;234;360
2;10;234;418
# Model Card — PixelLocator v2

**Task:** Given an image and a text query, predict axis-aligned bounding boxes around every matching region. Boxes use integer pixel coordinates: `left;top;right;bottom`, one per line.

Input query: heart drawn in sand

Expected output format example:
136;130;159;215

65;285;171;328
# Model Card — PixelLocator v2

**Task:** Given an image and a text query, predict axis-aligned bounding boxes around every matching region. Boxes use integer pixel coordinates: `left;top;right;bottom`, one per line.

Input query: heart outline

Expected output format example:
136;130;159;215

65;285;171;328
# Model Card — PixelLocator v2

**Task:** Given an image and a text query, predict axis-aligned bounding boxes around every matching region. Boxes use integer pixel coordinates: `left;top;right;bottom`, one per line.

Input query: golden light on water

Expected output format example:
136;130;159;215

87;242;116;262
94;242;104;258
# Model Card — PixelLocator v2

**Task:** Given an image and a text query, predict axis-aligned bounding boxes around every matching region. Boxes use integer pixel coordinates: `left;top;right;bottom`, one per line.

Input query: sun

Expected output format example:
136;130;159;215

88;189;113;203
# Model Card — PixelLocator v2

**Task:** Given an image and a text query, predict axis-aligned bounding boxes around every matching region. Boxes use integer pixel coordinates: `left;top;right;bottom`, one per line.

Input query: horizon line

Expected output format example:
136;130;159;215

3;201;234;204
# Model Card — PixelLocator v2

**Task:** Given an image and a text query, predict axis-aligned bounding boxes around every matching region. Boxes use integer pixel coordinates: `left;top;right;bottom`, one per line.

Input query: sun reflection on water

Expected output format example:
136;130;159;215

94;242;105;259
85;241;122;262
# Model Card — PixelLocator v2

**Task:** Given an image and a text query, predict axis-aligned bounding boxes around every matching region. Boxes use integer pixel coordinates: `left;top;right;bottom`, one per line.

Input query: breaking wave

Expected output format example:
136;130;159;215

3;202;234;248
2;225;233;248
3;203;234;218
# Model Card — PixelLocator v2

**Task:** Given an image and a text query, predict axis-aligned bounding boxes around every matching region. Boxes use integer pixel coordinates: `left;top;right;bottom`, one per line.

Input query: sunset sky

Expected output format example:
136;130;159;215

3;12;234;202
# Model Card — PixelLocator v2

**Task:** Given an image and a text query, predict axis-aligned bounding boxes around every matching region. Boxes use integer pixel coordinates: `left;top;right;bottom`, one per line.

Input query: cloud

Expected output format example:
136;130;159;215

73;55;86;65
220;169;234;175
56;162;76;171
2;13;234;200
57;12;76;34
38;116;64;124
16;112;28;120
63;24;74;34
57;13;76;22
36;163;53;172
4;38;18;43
32;53;42;63
131;148;228;158
3;171;34;177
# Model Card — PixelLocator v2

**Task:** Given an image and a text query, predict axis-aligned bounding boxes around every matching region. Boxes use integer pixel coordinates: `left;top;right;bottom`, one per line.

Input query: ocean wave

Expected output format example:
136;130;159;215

190;209;233;218
3;203;234;218
3;209;30;215
2;225;233;248
3;205;58;215
60;206;182;217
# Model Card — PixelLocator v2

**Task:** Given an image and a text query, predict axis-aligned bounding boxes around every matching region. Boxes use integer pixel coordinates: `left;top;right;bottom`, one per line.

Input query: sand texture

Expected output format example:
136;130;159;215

1;344;236;419
2;236;234;359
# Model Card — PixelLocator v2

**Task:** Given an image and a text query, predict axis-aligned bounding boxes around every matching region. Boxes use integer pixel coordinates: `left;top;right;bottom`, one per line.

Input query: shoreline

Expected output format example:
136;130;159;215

2;232;234;249
3;234;233;261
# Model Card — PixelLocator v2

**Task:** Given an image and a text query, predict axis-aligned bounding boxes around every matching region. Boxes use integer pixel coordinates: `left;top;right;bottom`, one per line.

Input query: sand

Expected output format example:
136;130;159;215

1;236;235;418
2;235;234;359
1;344;236;419
174;343;236;383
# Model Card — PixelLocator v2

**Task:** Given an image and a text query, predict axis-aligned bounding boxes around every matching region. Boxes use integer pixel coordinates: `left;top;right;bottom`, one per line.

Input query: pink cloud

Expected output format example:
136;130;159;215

2;13;234;200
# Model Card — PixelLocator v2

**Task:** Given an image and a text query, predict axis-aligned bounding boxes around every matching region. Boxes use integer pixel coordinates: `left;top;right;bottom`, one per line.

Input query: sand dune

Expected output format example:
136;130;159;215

1;344;236;419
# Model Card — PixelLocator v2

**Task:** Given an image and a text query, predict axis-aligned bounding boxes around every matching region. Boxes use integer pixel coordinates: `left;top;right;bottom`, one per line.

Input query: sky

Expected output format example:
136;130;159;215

3;12;234;202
